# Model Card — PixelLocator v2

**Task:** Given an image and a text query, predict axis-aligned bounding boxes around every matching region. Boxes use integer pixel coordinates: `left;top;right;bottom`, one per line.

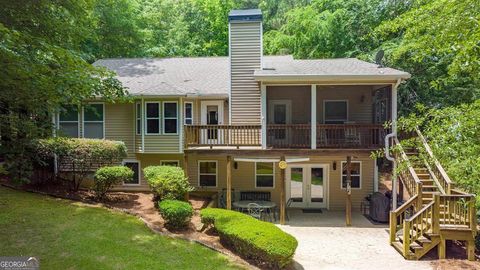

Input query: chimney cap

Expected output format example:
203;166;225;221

228;9;262;22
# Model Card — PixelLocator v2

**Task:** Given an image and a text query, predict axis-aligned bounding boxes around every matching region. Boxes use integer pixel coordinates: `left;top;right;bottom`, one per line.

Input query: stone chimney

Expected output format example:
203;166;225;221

228;9;262;124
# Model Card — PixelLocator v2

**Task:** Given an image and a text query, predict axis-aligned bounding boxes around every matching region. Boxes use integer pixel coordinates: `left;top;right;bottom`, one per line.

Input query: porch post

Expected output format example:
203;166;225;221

183;153;189;201
311;84;317;149
280;156;286;225
226;155;232;210
261;83;267;149
346;156;352;226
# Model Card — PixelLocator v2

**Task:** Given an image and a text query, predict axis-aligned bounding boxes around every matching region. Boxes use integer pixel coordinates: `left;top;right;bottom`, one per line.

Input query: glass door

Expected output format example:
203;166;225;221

201;101;223;144
287;164;327;208
307;166;326;208
289;166;305;208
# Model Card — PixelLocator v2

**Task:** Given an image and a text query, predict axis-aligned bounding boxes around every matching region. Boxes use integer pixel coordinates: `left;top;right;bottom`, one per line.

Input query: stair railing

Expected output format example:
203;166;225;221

415;128;453;194
439;190;476;232
394;137;423;207
389;194;419;243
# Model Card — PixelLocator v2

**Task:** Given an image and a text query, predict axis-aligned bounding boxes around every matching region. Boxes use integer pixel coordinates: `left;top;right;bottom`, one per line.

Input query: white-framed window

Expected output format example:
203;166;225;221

255;162;275;188
163;101;178;134
198;160;217;187
324;100;348;124
136;102;141;135
341;161;361;189
160;160;180;167
83;103;104;139
145;102;160;134
122;160;140;185
184;102;193;125
58;105;79;138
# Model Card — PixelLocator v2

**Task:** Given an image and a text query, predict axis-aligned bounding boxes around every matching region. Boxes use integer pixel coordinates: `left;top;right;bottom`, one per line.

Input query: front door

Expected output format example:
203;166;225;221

287;164;328;208
268;100;291;145
201;101;224;144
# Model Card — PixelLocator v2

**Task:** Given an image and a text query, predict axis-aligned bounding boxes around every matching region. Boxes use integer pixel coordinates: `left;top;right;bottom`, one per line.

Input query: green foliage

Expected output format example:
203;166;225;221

36;138;128;190
200;208;298;268
144;166;194;201
399;101;480;206
94;166;134;200
158;199;194;229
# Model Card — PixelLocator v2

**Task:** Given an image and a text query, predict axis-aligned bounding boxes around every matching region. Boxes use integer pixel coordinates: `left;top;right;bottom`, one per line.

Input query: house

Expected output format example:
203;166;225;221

56;9;476;260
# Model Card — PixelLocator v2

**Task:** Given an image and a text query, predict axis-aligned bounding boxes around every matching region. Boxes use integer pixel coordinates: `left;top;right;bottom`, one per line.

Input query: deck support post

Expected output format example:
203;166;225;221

226;155;232;210
346;156;352;226
280;156;286;225
467;240;475;261
438;237;446;259
183;153;189;201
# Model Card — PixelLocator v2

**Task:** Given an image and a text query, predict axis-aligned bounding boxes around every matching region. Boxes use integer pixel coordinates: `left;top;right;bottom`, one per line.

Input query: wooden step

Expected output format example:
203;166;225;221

421;185;438;190
391;241;416;259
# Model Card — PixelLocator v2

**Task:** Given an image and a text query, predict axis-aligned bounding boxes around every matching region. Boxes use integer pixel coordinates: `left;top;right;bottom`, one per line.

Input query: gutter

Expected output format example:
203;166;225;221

385;78;401;210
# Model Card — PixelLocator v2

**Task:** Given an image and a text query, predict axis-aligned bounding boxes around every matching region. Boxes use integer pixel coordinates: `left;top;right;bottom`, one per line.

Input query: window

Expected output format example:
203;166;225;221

58;105;79;137
163;102;178;134
161;160;179;167
145;102;160;134
341;161;361;189
199;161;217;187
136;102;141;135
123;161;140;185
255;162;274;188
83;103;104;139
184;102;193;125
324;100;348;124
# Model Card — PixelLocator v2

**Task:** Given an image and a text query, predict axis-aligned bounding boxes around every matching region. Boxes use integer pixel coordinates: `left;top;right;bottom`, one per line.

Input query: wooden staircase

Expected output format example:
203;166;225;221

389;129;477;261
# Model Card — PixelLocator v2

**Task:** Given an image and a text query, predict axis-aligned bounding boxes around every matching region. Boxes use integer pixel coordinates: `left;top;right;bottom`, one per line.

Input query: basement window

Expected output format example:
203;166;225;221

199;161;217;187
123;160;140;185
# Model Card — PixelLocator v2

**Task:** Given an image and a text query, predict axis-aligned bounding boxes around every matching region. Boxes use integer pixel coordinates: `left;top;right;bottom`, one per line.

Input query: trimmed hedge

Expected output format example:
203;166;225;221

93;166;133;200
158;200;193;229
144;166;193;201
200;208;297;269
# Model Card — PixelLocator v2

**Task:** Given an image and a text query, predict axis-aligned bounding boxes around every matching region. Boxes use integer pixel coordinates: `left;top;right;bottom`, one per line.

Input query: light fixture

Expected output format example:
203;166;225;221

333;161;337;171
234;162;238;169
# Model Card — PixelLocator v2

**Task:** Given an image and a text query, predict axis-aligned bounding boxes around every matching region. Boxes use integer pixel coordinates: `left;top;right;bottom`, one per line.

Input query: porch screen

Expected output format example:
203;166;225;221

324;100;348;124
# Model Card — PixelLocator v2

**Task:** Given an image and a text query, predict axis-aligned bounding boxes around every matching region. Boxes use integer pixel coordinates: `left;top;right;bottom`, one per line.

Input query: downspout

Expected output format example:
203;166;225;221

141;97;145;153
385;78;401;210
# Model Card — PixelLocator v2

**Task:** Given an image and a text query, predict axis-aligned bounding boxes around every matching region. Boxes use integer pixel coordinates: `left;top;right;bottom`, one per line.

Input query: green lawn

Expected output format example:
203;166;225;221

0;186;243;270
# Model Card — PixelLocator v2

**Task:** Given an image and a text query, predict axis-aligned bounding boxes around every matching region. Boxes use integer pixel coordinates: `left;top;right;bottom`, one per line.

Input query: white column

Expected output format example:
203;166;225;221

141;97;145;152
261;83;267;149
311;84;317;149
179;97;184;153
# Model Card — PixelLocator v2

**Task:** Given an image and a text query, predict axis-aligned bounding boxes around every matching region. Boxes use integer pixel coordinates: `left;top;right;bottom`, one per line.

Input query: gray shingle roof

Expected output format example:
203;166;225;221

257;57;410;79
94;56;410;96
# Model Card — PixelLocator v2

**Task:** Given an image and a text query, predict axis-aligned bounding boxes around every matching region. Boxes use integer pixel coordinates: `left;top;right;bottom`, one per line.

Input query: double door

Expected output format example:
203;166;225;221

287;164;328;208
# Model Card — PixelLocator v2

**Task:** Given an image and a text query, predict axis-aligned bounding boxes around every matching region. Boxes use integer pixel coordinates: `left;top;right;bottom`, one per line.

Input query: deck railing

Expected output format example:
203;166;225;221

184;124;387;149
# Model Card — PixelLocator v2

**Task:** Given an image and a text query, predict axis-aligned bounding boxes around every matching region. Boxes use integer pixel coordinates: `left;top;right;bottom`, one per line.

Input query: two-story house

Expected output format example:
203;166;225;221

57;9;409;218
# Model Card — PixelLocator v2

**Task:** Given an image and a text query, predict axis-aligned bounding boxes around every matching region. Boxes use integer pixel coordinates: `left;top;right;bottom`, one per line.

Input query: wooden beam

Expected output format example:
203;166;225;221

226;155;232;210
346;156;352;226
280;156;286;225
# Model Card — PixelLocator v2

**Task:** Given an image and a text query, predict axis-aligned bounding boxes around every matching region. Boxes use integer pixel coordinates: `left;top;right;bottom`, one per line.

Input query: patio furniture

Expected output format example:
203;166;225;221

240;191;271;201
247;202;264;220
233;200;277;222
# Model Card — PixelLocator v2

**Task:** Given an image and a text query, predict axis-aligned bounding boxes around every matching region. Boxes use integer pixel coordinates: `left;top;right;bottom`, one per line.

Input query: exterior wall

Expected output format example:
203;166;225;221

229;21;262;125
186;98;229;126
316;85;374;124
105;103;135;158
266;86;311;124
186;152;374;211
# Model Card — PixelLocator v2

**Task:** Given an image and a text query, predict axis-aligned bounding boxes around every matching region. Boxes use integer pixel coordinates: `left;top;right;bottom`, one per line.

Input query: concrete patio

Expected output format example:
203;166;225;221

278;210;434;270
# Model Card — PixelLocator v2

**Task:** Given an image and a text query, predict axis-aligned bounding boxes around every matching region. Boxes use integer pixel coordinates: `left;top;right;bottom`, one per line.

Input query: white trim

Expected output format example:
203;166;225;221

323;99;349;124
286;164;329;209
200;100;224;125
268;100;292;124
179;98;184;153
160;160;180;167
233;157;310;163
135;102;141;135
122;159;141;186
260;83;267;148
311;85;317;149
144;101;161;135
184;101;193;125
198;160;218;188
141;98;145;152
254;162;275;189
82;102;105;139
162;101;178;135
58;105;80;138
340;161;362;189
254;74;411;82
228;22;232;124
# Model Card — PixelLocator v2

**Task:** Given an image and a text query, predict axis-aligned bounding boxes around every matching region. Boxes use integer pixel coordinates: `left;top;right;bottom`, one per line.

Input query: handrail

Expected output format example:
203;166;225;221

415;128;453;193
389;194;419;243
406;200;435;222
394;137;423;207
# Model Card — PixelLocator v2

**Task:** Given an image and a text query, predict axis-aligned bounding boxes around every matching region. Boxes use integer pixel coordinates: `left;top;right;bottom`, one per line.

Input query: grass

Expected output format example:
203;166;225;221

0;186;243;270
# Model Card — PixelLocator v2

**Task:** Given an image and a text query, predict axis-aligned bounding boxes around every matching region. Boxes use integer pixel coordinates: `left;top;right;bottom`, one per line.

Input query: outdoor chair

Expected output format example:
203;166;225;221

247;203;264;220
218;188;236;208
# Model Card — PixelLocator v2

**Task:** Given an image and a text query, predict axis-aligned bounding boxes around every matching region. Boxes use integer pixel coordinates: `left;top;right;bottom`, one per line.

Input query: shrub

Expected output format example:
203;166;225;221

158;199;193;229
144;166;193;200
93;166;133;200
36;138;127;190
200;208;298;269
